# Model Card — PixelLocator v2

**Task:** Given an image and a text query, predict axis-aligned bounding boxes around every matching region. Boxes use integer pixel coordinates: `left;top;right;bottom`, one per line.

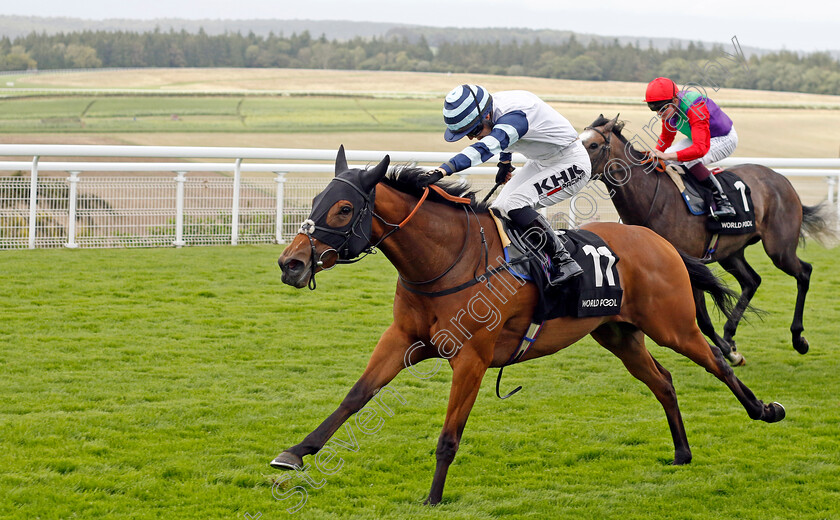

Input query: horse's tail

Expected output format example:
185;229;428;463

678;250;738;320
800;202;840;248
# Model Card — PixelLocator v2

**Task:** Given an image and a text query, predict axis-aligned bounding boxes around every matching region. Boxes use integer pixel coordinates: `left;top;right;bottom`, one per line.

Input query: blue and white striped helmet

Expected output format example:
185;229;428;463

442;84;492;142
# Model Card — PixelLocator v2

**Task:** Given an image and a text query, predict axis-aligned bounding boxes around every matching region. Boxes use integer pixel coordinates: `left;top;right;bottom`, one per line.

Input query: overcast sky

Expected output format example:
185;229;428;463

7;0;840;52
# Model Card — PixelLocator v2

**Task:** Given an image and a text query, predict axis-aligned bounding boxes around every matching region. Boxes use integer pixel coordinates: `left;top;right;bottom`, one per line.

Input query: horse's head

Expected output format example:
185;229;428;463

580;114;624;177
278;145;390;288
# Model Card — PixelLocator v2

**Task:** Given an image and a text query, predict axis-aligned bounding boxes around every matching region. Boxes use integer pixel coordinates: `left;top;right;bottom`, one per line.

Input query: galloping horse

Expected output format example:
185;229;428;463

581;115;837;364
274;146;785;505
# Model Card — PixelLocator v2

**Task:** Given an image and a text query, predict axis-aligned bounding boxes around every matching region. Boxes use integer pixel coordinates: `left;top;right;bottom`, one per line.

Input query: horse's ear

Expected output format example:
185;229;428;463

335;145;348;176
360;154;390;191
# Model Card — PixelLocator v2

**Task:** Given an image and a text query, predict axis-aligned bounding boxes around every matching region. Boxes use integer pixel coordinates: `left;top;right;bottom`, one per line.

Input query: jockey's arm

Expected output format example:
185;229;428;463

438;111;528;175
674;102;712;162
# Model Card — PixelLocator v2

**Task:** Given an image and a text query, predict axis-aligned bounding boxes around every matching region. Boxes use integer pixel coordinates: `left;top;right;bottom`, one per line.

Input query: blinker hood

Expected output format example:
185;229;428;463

304;146;391;261
308;172;375;260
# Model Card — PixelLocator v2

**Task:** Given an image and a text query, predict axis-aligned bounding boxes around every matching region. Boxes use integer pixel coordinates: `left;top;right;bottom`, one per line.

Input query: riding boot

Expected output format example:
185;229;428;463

523;215;584;286
702;174;737;218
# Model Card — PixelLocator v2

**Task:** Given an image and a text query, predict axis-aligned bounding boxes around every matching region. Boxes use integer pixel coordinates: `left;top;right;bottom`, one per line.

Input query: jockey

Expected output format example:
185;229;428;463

645;77;737;218
420;84;592;285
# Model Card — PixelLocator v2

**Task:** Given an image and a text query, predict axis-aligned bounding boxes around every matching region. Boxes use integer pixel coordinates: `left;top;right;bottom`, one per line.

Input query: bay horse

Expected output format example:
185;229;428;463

581;115;838;365
273;146;785;505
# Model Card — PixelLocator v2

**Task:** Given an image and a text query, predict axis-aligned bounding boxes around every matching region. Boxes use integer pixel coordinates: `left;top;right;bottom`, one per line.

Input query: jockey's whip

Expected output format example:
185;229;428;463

480;183;502;205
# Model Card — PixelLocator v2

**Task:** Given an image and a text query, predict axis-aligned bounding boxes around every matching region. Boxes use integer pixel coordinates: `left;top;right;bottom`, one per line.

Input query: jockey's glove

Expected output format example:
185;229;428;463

495;161;515;185
418;168;446;188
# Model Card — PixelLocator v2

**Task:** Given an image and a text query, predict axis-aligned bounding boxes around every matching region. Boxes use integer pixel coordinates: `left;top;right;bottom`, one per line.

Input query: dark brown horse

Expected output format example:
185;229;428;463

273;146;785;505
581;115;838;365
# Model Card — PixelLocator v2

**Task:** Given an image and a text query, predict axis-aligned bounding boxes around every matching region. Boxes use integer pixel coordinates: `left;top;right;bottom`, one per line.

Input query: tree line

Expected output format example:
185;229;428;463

2;28;839;95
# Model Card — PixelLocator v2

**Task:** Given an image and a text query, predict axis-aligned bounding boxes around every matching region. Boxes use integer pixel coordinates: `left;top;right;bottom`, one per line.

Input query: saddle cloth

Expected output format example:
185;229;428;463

491;214;623;322
670;167;756;235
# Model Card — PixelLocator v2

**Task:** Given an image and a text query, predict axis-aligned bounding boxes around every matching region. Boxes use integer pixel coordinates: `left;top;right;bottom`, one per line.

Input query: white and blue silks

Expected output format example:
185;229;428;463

438;90;591;219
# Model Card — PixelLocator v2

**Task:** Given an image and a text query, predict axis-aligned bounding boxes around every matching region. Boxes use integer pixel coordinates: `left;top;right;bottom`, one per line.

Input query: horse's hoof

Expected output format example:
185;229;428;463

270;451;303;471
794;337;809;355
672;457;692;466
766;402;786;423
727;351;745;367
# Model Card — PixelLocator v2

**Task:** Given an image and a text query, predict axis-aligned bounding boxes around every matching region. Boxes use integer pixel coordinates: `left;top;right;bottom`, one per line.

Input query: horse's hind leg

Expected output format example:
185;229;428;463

693;288;744;366
645;321;785;424
762;235;813;354
790;260;812;354
270;325;415;470
718;249;761;352
591;323;692;465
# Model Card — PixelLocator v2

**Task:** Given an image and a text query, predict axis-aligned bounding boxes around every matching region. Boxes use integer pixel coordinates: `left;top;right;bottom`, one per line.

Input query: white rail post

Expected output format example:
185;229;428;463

274;171;287;244
66;171;80;248
173;171;187;247
28;156;39;249
232;158;242;245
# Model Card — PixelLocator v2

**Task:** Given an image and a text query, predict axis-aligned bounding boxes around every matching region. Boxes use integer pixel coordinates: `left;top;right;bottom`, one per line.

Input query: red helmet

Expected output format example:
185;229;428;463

645;77;678;102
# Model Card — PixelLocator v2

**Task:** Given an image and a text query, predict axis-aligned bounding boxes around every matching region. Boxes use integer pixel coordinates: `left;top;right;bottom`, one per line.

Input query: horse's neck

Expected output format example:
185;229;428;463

604;143;669;225
372;185;489;284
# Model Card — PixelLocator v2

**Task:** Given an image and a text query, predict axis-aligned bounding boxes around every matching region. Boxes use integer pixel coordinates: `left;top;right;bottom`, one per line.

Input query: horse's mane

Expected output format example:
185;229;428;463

589;115;648;163
382;165;491;212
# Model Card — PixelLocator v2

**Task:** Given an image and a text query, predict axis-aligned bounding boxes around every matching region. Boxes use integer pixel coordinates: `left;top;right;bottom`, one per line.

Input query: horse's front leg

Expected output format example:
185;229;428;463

271;324;418;469
425;348;490;505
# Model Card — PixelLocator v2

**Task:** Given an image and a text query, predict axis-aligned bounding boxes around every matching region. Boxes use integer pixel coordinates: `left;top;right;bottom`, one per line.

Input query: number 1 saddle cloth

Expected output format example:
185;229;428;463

671;167;757;235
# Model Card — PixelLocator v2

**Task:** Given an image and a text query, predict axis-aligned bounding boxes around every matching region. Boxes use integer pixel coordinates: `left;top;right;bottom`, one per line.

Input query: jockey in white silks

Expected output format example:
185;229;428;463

419;84;592;285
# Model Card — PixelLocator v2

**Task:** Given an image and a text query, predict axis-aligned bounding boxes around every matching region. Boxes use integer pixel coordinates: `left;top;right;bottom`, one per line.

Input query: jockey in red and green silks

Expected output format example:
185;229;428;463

645;77;737;218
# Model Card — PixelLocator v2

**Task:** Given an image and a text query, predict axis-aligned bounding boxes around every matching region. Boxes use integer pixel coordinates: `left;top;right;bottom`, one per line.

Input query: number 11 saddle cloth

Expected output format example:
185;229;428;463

492;214;623;322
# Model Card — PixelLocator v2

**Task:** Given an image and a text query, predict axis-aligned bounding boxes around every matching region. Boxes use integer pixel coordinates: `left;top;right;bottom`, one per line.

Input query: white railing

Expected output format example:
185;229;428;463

1;144;838;250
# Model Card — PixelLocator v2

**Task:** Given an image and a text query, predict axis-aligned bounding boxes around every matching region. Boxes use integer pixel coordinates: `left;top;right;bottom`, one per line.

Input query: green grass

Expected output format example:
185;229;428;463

0;95;442;133
1;242;839;519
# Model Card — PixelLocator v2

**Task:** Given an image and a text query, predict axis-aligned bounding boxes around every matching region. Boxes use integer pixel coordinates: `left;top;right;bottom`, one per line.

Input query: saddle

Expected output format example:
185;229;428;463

491;214;623;322
665;165;756;235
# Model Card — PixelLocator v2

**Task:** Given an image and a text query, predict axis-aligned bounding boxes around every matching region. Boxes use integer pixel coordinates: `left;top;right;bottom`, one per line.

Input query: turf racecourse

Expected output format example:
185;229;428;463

1;242;838;519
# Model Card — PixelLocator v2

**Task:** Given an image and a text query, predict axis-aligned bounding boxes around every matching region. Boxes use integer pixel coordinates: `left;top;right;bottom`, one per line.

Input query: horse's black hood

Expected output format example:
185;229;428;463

304;146;390;261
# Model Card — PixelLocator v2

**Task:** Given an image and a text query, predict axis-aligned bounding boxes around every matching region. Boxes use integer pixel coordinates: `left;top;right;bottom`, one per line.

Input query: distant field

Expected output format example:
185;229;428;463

6;68;840;106
1;69;839;159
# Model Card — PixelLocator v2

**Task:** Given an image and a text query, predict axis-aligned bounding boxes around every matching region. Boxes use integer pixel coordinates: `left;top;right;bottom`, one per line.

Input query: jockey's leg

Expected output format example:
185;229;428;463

688;163;736;218
509;206;582;285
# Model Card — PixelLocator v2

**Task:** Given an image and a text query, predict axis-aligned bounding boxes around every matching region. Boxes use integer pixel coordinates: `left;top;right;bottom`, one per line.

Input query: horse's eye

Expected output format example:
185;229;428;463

340;206;352;215
589;142;598;149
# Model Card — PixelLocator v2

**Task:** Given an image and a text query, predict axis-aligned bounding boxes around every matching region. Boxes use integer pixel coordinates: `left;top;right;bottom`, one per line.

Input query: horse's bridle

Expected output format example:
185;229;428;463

584;123;668;227
299;179;439;290
583;124;614;181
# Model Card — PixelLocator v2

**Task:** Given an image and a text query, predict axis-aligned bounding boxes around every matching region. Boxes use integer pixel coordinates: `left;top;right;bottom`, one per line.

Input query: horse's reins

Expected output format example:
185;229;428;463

396;185;528;298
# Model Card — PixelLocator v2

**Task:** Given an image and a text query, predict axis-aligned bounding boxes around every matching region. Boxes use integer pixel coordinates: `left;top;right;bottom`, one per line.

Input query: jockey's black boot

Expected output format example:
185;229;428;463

701;174;736;218
509;207;583;286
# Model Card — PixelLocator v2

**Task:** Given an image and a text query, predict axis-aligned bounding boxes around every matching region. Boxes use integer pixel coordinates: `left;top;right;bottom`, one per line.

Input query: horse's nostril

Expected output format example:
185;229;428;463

283;259;303;273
